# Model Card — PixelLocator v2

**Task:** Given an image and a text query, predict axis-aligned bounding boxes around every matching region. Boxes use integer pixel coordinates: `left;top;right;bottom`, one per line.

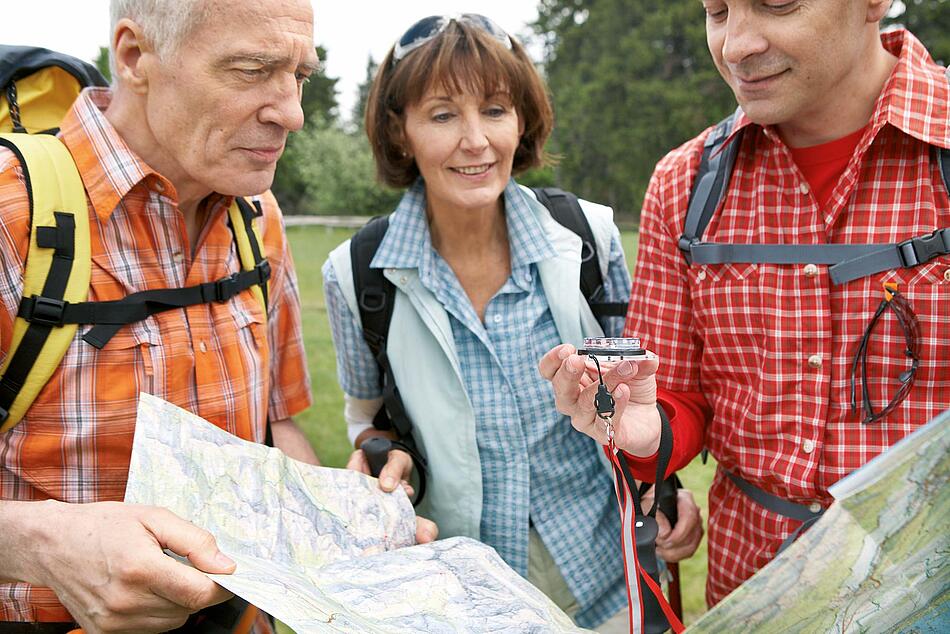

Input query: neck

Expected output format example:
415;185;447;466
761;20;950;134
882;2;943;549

104;88;209;219
778;31;898;148
427;196;508;260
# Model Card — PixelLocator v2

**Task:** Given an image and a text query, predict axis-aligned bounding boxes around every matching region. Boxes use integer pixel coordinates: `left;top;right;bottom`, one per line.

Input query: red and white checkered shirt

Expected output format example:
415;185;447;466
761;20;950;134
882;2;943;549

0;89;312;622
625;29;949;606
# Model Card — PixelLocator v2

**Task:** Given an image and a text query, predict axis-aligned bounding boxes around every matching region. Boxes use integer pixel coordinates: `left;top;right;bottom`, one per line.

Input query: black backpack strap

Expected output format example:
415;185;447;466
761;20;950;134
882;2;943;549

531;187;627;318
680;109;742;261
349;216;428;505
14;264;273;350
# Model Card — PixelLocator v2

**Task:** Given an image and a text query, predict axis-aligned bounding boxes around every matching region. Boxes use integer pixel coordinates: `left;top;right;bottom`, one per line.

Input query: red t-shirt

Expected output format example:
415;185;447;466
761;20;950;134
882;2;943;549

788;126;868;210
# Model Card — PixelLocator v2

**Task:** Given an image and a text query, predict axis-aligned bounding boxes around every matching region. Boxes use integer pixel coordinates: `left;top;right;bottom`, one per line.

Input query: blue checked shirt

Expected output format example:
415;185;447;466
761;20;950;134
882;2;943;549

323;179;631;627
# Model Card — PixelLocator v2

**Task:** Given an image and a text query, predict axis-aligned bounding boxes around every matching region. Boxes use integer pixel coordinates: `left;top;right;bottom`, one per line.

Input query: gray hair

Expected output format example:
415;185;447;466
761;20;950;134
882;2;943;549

109;0;211;76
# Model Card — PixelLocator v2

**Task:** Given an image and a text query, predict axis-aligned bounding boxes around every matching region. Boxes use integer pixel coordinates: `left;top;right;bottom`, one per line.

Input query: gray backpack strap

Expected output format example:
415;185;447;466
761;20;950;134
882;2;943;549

679;109;742;261
680;68;950;285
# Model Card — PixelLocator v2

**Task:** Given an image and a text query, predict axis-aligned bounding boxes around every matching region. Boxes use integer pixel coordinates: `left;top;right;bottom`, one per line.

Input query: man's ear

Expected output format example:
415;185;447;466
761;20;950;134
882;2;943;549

866;0;892;24
112;18;150;94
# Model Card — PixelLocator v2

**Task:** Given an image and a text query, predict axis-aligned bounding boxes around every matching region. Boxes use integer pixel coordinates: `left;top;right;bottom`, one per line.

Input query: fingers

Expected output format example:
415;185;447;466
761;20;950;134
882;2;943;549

415;516;438;544
538;344;575;380
345;449;370;474
147;553;234;612
378;450;413;492
655;509;671;541
143;508;235;575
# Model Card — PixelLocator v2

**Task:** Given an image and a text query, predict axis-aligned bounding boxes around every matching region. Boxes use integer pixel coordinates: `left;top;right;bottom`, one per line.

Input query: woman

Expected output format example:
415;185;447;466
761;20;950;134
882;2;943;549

323;15;642;631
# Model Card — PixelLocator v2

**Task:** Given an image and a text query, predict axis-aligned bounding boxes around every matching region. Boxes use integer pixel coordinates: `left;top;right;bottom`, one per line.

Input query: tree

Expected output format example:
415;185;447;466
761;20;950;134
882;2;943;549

351;56;379;129
282;124;402;215
535;0;735;223
885;0;950;65
94;46;111;83
271;45;340;212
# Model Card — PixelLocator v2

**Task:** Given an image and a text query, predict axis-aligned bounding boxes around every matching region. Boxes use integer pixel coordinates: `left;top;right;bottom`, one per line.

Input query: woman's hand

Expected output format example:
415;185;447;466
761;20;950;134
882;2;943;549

346;445;416;497
538;344;663;456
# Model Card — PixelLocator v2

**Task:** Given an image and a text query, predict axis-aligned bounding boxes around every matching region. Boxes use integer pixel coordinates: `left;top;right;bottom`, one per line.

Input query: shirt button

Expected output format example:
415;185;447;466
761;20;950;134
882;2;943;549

802;439;815;454
809;502;822;514
501;384;510;394
696;269;707;281
493;314;502;324
944;269;950;282
807;354;823;369
172;251;184;264
803;263;819;277
799;182;810;196
154;179;165;193
199;341;207;353
399;276;408;285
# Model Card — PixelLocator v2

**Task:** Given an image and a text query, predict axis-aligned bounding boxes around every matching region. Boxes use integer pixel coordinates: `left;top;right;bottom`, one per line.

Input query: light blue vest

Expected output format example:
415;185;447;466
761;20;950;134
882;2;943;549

328;186;617;538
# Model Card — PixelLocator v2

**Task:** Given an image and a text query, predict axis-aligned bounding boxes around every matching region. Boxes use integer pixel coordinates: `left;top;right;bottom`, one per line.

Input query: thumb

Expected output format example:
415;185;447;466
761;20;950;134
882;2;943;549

379;451;413;492
144;508;235;574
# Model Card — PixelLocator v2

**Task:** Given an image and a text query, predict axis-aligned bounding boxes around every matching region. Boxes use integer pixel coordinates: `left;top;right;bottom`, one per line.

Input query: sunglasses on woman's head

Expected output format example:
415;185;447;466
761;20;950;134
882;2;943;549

392;14;513;65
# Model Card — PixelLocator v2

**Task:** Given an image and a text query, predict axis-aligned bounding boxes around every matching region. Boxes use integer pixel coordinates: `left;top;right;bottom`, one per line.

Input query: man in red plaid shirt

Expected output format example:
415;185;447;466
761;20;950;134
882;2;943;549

542;0;949;608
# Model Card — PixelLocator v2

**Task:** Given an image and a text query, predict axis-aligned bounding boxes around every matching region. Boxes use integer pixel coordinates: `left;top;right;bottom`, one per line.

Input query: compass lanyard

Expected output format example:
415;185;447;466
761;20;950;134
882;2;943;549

589;355;685;634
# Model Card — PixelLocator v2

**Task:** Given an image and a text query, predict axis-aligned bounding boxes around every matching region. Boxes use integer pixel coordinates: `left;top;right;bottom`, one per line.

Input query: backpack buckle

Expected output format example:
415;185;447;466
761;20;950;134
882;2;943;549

898;229;950;267
25;295;67;326
213;274;241;302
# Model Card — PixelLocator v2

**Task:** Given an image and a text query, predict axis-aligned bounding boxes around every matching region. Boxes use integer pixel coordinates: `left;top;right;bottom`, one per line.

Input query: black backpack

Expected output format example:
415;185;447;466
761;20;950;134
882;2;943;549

349;187;627;504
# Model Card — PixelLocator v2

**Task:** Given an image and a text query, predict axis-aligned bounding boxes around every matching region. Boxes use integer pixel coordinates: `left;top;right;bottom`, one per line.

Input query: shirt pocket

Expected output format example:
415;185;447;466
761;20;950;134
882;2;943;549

689;263;764;352
18;324;159;499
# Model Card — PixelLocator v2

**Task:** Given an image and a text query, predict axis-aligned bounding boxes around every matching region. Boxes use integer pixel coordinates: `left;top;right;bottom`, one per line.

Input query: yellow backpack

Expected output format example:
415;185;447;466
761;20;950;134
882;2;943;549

0;46;270;431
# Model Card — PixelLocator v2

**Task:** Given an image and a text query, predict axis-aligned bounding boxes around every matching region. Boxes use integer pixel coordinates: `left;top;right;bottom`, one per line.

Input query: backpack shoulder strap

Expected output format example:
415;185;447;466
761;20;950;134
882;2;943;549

229;197;270;316
531;186;627;318
348;215;429;504
679;109;742;262
0;132;90;431
349;215;394;359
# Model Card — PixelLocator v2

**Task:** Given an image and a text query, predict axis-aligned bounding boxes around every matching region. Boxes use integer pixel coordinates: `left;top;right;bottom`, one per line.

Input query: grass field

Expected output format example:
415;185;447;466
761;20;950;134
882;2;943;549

285;225;714;625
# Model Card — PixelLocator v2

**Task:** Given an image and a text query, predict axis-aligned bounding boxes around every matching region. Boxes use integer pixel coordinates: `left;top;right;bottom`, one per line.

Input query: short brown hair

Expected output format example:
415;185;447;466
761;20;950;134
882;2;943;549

365;19;554;188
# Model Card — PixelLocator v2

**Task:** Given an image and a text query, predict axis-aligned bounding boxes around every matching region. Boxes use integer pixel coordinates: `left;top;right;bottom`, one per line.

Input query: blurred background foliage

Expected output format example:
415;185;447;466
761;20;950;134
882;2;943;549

92;0;949;224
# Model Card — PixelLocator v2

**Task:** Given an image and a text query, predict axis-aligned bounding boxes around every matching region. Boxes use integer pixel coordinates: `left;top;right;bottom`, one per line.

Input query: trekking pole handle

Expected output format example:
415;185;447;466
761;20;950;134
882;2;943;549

360;436;393;478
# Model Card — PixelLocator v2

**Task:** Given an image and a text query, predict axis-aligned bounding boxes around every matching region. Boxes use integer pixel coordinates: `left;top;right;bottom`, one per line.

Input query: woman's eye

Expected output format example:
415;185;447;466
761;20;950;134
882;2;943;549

485;106;507;118
432;112;454;123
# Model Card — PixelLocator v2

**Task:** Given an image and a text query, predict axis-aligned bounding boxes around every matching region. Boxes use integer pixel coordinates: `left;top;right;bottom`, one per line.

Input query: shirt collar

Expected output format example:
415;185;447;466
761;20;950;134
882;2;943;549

371;178;557;275
58;88;232;222
719;29;949;151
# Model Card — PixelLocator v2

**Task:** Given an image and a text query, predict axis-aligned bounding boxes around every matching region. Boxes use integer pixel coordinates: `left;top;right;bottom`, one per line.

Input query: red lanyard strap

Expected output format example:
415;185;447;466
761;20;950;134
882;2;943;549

609;405;684;633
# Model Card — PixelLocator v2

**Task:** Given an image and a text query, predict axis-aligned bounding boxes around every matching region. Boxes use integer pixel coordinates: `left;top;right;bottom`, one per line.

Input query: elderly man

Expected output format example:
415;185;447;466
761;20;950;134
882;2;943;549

543;0;948;609
0;0;368;632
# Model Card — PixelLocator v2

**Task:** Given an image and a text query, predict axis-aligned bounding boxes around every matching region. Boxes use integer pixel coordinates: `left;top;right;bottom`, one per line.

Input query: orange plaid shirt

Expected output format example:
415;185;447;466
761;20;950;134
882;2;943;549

0;89;312;621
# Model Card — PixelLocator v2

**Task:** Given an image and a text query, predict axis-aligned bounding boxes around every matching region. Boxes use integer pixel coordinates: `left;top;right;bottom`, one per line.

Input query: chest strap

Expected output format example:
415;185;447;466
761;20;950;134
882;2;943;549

16;261;271;350
725;470;825;554
688;228;950;285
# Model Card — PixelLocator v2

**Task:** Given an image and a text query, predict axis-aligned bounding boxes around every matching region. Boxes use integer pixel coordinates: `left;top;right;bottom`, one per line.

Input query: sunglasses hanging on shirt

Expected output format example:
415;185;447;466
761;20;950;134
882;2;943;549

849;282;920;424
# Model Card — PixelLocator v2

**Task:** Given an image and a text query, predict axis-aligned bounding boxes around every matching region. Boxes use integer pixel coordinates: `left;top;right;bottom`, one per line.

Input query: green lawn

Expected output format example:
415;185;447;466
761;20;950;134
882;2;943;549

286;225;714;625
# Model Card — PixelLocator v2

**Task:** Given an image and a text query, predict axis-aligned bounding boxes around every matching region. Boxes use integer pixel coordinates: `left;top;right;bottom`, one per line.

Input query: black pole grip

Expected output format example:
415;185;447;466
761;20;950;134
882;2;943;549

635;515;673;633
657;473;682;527
360;436;392;477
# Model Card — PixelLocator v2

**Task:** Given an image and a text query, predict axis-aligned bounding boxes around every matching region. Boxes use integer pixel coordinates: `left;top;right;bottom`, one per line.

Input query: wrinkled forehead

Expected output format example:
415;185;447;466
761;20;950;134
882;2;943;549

182;0;317;64
197;0;314;46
